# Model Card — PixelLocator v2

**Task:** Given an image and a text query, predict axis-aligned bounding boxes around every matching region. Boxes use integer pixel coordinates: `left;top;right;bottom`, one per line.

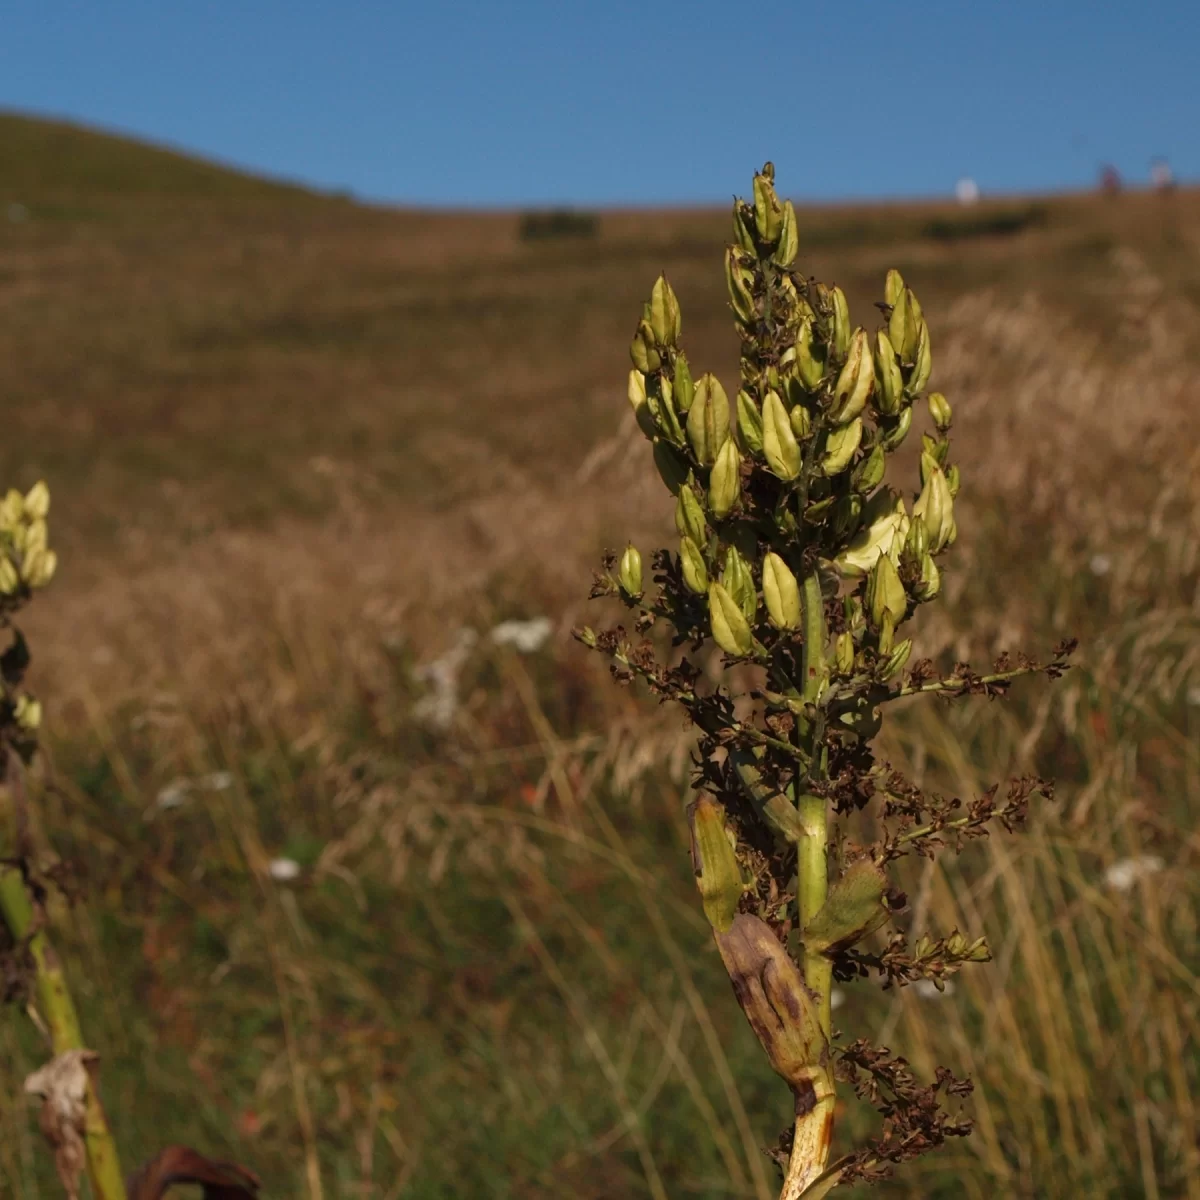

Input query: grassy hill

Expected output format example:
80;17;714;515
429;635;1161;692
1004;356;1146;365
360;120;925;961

1;113;1199;1198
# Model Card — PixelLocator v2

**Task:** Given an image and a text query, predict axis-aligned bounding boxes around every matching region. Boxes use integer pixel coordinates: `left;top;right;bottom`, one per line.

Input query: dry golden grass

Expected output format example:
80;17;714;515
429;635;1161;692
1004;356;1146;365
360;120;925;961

2;113;1199;1197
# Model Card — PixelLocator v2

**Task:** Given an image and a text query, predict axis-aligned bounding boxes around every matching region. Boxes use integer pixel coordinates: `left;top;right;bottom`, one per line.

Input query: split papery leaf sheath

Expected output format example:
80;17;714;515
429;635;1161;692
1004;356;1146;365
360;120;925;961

578;163;1071;1194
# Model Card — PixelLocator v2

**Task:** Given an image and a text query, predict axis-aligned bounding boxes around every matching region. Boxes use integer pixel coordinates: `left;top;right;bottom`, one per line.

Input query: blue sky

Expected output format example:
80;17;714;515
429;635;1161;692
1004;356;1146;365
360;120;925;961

1;1;1194;207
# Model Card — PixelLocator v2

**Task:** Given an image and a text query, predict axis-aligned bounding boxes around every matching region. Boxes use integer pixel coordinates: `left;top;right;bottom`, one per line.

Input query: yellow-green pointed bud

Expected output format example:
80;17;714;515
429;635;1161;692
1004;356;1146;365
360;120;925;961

673;353;696;412
708;583;753;656
789;402;811;439
880;638;913;681
903;513;929;568
680;536;709;594
735;391;763;453
23;519;47;556
630;320;661;372
830;286;852;357
732;201;756;253
773;200;799;267
0;489;23;532
20;546;57;589
753;172;783;244
794;317;825;390
23;481;50;521
913;454;955;552
0;556;19;595
873;329;904;416
762;553;801;630
628;370;656;438
688;795;745;933
880;405;913;452
721;546;757;623
725;248;757;326
653;439;689;494
649;275;681;346
844;594;865;634
835;631;855;675
852;443;886;493
889;287;923;364
761;391;801;480
906;320;932;395
946;463;961;498
654;376;685;444
867;553;907;630
928;391;952;431
820;418;862;476
14;695;42;731
921;433;950;470
830;328;873;424
675;482;707;544
915;552;941;600
884;268;905;307
708;438;742;518
618;544;643;599
834;506;907;576
687;374;731;466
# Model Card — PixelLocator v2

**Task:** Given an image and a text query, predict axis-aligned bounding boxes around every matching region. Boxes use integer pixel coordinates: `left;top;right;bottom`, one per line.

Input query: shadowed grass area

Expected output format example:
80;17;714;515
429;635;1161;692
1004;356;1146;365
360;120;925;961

1;113;1199;1198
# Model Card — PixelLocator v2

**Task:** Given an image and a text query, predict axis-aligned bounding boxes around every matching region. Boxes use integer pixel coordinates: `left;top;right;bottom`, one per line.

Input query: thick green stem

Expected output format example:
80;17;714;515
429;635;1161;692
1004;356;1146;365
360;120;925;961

0;860;128;1199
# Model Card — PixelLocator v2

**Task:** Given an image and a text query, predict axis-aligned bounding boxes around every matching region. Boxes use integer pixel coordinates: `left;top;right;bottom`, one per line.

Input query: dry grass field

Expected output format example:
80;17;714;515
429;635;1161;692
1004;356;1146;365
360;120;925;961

1;112;1199;1198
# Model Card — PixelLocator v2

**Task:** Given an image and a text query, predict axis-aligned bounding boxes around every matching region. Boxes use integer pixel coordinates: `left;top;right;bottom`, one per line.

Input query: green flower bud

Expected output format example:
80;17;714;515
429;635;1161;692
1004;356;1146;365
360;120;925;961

946;463;961;498
649;275;682;346
773;199;799;267
23;519;47;556
830;328;874;424
735;390;764;453
721;546;757;623
880;638;913;681
762;391;801;480
834;505;907;576
653;376;685;444
789;402;811;440
873;330;904;416
674;353;696;413
830;286;852;357
903;513;929;567
913;454;955;552
832;493;863;539
906;320;932;396
820;418;863;476
884;269;905;307
628;370;657;439
753;171;783;244
708;438;742;518
802;495;836;525
852;443;886;493
675;481;707;544
630;319;661;372
844;595;865;634
688;374;731;466
653;439;690;494
928;391;952;431
794;317;826;390
23;482;50;521
921;433;950;469
618;544;643;599
725;248;757;326
732;201;756;253
708;582;753;656
680;536;709;594
835;631;855;675
20;547;57;590
0;556;19;595
14;695;41;731
888;287;924;364
867;553;908;631
688;795;745;933
879;405;913;452
0;490;23;532
914;552;941;601
762;552;801;630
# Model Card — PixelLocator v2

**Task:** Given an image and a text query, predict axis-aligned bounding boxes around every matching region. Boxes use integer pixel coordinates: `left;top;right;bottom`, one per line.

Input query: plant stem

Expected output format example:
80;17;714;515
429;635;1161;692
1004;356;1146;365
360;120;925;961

1;783;128;1199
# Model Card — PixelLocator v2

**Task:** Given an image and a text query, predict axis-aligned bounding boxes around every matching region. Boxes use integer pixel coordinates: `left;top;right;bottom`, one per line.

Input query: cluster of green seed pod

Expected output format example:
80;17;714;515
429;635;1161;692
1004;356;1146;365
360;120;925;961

620;164;960;676
0;481;57;605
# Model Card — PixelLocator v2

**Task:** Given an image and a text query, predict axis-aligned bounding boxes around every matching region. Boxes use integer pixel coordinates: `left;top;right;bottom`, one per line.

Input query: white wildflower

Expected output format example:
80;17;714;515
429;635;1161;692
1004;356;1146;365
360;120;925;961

1104;855;1163;894
490;616;553;654
268;858;302;882
1089;554;1112;577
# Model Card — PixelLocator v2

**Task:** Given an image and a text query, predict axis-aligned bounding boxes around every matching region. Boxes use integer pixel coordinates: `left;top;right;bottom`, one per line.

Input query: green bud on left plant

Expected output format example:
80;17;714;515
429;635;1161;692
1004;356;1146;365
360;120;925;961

680;536;709;594
725;248;757;326
722;547;757;624
762;553;801;630
867;553;907;631
675;481;707;545
688;374;731;465
649;275;682;346
873;330;905;416
0;556;19;595
913;453;955;552
830;286;852;357
773;200;799;267
618;544;643;599
708;439;742;518
830;329;874;424
708;582;753;656
674;354;696;413
736;391;764;453
927;391;952;431
820;418;862;476
762;391;802;480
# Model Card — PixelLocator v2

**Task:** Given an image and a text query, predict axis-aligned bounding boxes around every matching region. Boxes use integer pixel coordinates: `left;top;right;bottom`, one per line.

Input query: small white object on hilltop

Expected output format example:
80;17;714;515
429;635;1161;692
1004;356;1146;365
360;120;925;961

955;178;980;206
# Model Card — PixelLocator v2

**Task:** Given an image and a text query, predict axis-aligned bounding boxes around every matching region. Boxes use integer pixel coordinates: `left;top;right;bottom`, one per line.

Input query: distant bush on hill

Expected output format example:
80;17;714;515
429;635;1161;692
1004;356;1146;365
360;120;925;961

518;208;599;241
922;204;1047;242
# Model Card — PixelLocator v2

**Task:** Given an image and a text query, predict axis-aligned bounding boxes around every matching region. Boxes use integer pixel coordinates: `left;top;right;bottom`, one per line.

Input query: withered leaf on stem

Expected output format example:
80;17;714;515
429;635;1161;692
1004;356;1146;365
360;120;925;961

125;1146;261;1200
24;1050;95;1200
